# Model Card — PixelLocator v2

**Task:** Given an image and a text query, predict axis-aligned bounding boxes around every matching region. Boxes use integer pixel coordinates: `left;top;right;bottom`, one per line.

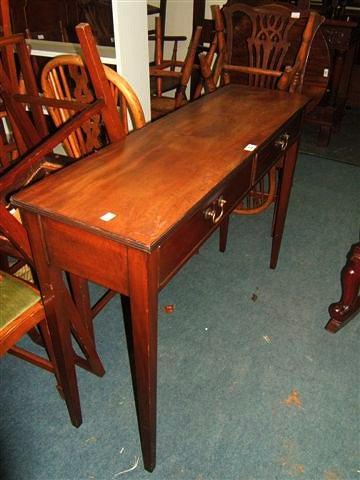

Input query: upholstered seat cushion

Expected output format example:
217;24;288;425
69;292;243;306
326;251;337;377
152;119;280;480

0;271;40;330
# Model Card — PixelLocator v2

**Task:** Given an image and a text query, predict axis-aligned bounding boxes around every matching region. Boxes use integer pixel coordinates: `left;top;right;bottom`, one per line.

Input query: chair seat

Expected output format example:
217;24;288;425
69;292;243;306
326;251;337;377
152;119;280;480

150;75;179;95
0;270;40;329
150;96;187;120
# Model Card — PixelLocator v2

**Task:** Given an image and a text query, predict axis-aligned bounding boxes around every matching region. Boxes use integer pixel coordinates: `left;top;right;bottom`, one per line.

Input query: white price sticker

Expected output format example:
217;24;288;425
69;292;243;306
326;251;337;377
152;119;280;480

244;144;257;152
100;212;117;222
323;68;329;78
291;12;300;18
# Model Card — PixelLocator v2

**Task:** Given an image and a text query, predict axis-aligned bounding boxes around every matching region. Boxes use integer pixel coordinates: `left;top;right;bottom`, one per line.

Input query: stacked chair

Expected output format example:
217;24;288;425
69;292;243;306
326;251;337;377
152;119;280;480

149;16;203;120
0;10;145;424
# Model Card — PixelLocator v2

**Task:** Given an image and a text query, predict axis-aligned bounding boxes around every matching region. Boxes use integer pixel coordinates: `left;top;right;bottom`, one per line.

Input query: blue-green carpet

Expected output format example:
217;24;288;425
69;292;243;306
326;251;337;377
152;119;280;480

1;154;359;480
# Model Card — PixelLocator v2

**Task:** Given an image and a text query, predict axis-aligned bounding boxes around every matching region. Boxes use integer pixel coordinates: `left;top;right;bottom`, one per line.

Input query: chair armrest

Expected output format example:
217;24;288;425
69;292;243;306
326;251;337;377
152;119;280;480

163;35;187;42
148;35;187;42
149;70;182;79
150;60;185;71
224;64;282;78
277;64;299;92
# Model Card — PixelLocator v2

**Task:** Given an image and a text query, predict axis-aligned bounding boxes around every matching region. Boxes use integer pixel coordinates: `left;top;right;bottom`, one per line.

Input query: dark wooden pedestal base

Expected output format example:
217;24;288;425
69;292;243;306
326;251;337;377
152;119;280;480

326;242;360;333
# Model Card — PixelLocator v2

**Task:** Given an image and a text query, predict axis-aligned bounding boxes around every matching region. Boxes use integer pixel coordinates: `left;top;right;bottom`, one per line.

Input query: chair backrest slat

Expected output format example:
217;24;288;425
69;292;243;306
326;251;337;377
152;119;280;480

75;23;125;142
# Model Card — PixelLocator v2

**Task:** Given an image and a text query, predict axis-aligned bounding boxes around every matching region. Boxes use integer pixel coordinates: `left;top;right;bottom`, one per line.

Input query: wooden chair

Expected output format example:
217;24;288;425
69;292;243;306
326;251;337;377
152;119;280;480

41;54;145;159
0;163;108;378
148;16;187;94
0;23;137;369
5;23;144;336
208;4;323;218
0;124;105;390
0;26;126;154
0;269;82;426
219;3;324;94
150;19;203;120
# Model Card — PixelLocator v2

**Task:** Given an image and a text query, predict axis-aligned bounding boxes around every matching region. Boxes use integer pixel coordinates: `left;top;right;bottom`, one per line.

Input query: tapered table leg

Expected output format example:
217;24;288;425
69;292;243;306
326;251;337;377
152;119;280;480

326;242;360;333
128;248;159;472
219;215;229;252
270;140;299;269
21;212;82;427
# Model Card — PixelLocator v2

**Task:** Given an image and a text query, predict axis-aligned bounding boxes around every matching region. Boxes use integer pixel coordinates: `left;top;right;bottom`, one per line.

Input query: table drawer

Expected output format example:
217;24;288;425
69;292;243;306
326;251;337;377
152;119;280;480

159;157;253;287
254;113;301;183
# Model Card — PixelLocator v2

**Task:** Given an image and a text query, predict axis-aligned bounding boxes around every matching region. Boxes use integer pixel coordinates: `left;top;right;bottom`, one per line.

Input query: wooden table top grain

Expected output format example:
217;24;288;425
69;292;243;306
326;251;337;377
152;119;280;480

13;84;308;251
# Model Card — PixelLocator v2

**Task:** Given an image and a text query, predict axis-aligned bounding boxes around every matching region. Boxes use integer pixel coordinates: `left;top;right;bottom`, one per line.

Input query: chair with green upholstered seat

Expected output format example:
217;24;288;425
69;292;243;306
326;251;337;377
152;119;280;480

0;269;82;425
1;270;45;357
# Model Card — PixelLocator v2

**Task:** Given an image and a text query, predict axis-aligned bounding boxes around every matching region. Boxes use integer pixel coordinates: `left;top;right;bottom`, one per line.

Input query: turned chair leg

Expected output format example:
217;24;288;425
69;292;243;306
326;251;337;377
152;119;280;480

326;242;360;333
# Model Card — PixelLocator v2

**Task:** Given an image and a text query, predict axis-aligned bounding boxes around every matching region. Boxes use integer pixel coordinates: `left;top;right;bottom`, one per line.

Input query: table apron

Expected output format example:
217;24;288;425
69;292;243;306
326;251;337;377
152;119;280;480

40;216;129;294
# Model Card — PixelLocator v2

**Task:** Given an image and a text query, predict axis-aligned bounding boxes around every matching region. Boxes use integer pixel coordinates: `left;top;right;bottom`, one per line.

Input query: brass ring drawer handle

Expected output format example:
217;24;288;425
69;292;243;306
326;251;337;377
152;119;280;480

204;196;227;224
275;132;290;151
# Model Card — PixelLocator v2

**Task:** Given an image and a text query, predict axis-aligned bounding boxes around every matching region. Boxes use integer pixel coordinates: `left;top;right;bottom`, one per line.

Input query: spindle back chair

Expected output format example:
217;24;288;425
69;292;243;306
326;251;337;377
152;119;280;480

148;14;187;94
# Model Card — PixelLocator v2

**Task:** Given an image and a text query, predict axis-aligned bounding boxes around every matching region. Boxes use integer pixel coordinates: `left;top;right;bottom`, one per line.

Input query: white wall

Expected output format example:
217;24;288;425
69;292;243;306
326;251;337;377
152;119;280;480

165;0;226;57
164;0;193;60
112;0;151;122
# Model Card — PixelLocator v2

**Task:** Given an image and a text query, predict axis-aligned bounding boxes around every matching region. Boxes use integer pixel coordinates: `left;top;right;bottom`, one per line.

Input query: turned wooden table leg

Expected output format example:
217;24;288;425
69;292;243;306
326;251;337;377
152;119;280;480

270;140;299;269
326;242;360;333
128;248;159;472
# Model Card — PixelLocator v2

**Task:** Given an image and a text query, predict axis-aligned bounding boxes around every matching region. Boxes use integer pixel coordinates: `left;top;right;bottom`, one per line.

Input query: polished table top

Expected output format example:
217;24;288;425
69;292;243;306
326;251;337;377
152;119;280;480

14;85;308;252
